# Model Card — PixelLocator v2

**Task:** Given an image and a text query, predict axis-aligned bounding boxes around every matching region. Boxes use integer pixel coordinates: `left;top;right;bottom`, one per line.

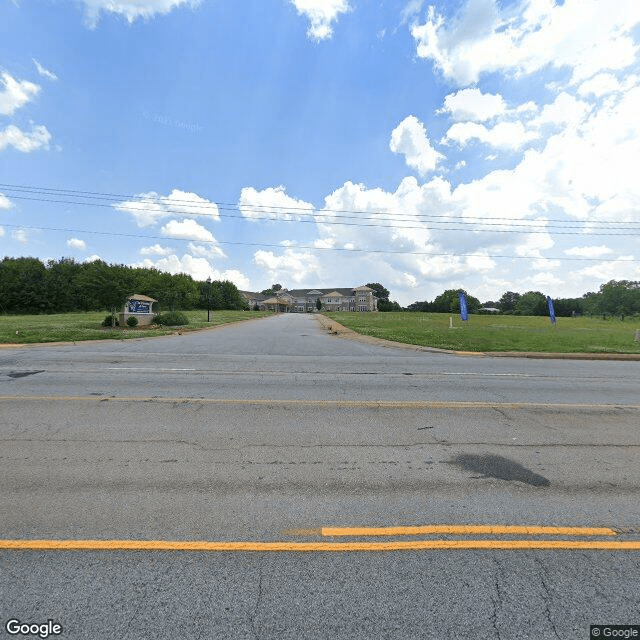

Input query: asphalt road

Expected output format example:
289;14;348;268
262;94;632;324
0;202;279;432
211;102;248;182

1;313;639;639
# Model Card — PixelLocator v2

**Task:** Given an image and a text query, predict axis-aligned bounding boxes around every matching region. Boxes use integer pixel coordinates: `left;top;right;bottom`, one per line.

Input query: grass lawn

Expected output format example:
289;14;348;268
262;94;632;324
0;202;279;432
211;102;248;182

323;312;640;354
0;310;272;344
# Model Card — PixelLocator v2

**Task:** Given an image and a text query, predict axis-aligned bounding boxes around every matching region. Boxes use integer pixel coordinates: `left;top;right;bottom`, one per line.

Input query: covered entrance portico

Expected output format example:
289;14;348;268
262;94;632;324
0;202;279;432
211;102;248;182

262;296;292;313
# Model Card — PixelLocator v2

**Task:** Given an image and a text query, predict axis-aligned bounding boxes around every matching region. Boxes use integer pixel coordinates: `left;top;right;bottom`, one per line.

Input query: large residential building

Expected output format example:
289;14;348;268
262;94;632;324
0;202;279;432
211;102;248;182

241;286;378;312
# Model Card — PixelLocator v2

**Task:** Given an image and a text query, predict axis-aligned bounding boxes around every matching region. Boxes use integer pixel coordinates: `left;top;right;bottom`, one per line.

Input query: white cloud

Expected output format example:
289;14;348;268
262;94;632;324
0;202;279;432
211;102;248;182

84;255;103;263
217;269;251;290
114;189;219;228
79;0;201;28
136;253;212;280
578;73;622;98
401;272;418;288
139;244;174;256
12;229;30;245
0;72;40;115
67;238;87;250
291;0;351;41
32;59;58;82
412;0;640;86
0;227;5;237
565;245;614;258
187;241;226;259
578;257;640;283
0;125;51;152
160;218;215;242
136;253;251;288
400;0;425;26
313;238;335;249
444;120;538;150
253;248;321;284
390;115;443;176
441;88;506;121
0;193;12;209
530;92;591;129
239;185;314;221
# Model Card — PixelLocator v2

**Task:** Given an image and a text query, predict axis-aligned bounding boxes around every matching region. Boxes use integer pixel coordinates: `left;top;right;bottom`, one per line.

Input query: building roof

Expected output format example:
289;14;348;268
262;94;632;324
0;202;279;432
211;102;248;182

240;291;267;301
241;286;379;301
286;287;373;298
127;294;157;302
262;296;292;305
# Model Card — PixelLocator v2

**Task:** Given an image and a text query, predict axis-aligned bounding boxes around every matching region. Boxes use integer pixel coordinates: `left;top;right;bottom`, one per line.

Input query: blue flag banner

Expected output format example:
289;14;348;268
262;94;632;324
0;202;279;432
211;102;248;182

547;296;556;325
458;291;469;321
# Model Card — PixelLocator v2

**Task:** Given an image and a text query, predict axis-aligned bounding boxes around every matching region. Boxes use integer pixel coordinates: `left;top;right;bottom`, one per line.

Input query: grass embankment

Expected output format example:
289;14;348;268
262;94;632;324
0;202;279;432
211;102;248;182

323;312;640;354
0;310;272;344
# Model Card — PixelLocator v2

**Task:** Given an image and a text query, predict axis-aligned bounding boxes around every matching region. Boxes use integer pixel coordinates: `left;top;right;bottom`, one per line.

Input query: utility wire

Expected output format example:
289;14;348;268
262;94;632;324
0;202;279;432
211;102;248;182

2;191;639;237
2;223;638;262
1;182;638;234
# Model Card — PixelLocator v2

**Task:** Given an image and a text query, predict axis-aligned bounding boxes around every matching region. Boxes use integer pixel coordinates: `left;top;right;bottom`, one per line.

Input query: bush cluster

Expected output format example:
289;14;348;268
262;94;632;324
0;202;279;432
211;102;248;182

152;311;189;326
101;315;119;327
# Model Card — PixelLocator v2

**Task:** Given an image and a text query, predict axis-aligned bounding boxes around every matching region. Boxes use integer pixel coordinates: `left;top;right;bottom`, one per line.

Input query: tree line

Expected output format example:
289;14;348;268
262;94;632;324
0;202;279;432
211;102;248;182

2;257;638;320
0;257;248;314
405;282;640;320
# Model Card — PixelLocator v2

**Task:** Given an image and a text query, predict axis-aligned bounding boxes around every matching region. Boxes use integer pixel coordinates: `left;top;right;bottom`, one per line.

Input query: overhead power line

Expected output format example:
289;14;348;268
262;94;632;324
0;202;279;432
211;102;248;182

1;223;639;263
1;182;639;236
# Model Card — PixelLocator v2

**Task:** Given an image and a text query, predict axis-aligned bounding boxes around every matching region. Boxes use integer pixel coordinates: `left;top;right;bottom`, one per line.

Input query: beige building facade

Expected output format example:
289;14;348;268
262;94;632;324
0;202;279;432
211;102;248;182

242;286;378;313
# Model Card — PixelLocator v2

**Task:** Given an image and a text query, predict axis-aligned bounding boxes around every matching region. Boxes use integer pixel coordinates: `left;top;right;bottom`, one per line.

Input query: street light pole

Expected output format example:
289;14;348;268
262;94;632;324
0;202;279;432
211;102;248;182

206;276;212;322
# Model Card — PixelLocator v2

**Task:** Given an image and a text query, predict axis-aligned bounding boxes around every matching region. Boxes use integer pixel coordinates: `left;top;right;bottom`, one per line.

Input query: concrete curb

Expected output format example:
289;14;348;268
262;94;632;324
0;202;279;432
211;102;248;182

315;314;640;361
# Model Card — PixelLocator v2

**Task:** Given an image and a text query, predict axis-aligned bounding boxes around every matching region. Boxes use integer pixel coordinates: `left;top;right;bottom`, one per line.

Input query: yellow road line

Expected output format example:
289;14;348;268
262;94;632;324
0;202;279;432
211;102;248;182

1;539;639;551
321;525;617;537
1;396;639;410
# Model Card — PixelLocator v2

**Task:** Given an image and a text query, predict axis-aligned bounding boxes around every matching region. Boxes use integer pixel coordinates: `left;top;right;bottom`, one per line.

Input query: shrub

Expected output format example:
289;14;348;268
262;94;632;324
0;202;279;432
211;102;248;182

126;316;138;327
152;311;189;326
101;315;119;327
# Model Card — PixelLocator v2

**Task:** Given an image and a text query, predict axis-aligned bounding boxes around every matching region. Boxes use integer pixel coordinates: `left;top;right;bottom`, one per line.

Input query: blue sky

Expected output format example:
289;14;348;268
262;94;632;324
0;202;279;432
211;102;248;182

1;0;640;305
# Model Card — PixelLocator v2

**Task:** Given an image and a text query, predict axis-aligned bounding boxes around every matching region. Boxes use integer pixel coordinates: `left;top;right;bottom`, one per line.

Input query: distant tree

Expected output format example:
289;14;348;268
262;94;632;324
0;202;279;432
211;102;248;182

597;280;640;320
581;291;600;316
45;258;82;312
431;289;480;314
220;280;248;310
515;291;547;316
316;297;322;310
406;301;430;312
366;283;390;304
261;283;282;296
553;297;585;317
377;300;402;312
498;291;521;313
0;257;48;313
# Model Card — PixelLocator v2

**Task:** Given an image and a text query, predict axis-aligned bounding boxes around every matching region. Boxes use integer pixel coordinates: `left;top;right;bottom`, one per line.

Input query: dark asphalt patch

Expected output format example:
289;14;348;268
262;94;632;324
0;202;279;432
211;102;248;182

7;370;45;379
449;453;550;487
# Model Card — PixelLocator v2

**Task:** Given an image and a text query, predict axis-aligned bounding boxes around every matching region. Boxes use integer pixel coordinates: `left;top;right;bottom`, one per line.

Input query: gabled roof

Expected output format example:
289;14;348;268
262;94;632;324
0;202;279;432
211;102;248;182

262;286;378;298
127;294;157;302
240;291;267;301
262;296;292;305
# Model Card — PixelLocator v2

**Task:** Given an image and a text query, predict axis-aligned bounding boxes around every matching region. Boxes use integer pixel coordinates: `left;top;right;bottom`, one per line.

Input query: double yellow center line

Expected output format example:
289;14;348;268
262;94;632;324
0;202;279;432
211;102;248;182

2;525;639;552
